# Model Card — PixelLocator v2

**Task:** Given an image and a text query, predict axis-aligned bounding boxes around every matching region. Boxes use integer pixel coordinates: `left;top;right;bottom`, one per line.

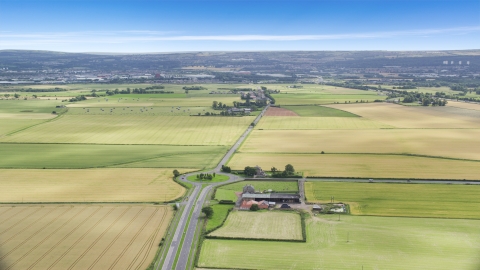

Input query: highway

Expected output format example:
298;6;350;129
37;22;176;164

158;105;268;270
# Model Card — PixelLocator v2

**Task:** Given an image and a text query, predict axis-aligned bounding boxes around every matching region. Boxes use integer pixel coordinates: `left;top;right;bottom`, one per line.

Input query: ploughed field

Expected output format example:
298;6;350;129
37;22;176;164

0;168;185;203
0;205;172;270
208;211;303;241
198;215;480;270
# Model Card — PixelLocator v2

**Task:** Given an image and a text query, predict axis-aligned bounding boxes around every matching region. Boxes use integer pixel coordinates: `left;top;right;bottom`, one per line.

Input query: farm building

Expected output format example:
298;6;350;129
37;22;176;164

241;185;300;204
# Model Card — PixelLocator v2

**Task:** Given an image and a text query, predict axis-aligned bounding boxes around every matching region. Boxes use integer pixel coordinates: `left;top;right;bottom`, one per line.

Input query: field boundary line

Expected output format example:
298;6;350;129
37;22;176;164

47;207;115;270
67;206;134;270
5;206;86;270
27;206;103;270
0;206;70;261
88;207;154;270
4;113;64;137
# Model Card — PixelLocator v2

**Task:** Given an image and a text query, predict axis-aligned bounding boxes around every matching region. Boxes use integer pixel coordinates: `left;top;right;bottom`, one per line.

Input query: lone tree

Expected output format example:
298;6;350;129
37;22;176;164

250;204;259;211
285;164;295;175
202;206;214;219
173;169;180;178
244;166;256;177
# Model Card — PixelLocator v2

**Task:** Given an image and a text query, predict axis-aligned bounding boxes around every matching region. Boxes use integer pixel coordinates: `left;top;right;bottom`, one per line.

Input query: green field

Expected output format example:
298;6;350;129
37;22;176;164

306;182;480;219
209;211;303;240
255;116;391;129
282;105;359;117
0;143;226;169
199;215;480;269
273;93;384;105
205;204;234;232
214;181;298;201
0;115;252;145
0;98;65;113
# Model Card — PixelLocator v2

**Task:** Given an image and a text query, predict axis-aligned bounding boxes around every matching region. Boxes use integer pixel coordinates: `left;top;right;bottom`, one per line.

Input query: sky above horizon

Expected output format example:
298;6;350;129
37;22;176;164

0;0;479;53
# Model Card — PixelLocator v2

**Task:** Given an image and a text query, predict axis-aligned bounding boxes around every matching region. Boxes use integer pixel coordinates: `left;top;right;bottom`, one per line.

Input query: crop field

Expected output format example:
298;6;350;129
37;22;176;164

447;100;480;111
66;106;217;116
0;119;49;136
0;115;252;145
0;205;172;270
0;168;186;202
326;103;480;128
273;94;383;105
228;153;480;180
264;106;299;116
239;129;480;160
306;182;480;219
209;211;302;240
214;181;298;201
205;204;234;232
0;99;64;114
282;105;358;117
255;116;392;129
0;143;225;169
198;215;480;270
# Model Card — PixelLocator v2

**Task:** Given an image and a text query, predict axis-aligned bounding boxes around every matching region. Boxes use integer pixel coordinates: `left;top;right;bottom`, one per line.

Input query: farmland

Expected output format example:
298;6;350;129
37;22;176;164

0;143;225;169
0;168;186;202
255;116;391;129
0;115;252;145
214;181;298;201
0;204;172;270
229;153;480;180
198;215;480;270
273;94;383;105
240;129;480;160
205;204;234;232
282;105;359;117
209;211;303;241
305;182;480;219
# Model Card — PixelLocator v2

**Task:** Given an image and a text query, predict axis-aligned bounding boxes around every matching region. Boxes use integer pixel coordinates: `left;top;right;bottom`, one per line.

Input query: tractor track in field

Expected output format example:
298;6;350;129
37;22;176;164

27;206;103;270
0;207;28;226
130;209;168;270
0;207;39;237
108;207;159;270
5;206;86;270
0;207;56;247
47;207;116;270
0;207;70;261
67;206;133;270
88;207;150;270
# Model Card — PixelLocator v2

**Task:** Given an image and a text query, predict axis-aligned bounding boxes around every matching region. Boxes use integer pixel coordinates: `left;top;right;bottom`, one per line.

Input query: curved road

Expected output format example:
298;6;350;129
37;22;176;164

159;105;269;270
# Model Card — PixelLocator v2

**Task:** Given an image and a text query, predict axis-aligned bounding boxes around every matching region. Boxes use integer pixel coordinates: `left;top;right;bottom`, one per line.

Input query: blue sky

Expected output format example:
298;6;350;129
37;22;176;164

0;0;479;52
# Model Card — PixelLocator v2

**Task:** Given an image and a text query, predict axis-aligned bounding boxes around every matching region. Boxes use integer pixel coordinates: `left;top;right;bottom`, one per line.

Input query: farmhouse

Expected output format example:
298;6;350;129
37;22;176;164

240;185;300;204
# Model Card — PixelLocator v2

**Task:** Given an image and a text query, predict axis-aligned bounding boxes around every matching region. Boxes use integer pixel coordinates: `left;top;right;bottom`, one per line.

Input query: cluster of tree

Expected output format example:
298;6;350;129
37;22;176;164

68;95;87;102
271;164;296;178
212;101;228;109
221;165;231;173
173;169;180;178
392;85;417;90
389;91;448;106
3;93;20;99
243;166;257;177
12;87;66;92
103;87;172;96
217;88;252;93
201;206;213;219
182;86;207;90
196;172;216;180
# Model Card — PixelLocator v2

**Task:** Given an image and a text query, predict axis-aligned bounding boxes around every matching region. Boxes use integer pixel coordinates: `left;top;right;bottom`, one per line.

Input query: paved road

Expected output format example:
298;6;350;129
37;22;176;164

159;105;269;270
306;178;480;185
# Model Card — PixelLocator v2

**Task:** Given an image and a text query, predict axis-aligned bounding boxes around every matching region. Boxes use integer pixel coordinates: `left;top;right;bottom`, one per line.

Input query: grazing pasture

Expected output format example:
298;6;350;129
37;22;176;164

0;99;64;114
239;129;480;160
326;103;480;128
0;115;252;145
0;143;225;169
255;116;392;129
198;215;480;270
282;105;358;117
209;211;303;241
306;182;480;219
0;168;186;202
228;153;480;180
0;205;172;270
205;204;234;232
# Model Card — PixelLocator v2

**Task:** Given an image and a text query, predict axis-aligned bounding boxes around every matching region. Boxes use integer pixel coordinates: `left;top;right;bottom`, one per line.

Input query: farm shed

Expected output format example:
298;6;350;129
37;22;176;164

241;193;300;203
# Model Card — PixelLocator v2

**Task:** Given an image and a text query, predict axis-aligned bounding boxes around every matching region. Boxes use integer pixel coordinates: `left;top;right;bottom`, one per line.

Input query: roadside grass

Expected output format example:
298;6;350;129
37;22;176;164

209;211;303;241
282;105;358;117
0;168;188;203
306;181;480;219
228;152;480;180
187;174;229;183
255;116;392;129
0;143;226;169
0;115;252;145
198;215;480;270
205;204;234;232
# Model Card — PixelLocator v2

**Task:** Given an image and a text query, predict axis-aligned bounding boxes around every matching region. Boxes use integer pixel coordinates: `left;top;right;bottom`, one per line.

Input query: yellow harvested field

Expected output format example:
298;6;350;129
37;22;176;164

447;100;480;111
0;205;172;270
240;129;480;160
67;102;155;108
0;113;56;119
255;117;392;130
0;168;186;202
148;97;240;107
326;103;480;128
0;115;252;145
229;153;480;180
209;211;303;241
